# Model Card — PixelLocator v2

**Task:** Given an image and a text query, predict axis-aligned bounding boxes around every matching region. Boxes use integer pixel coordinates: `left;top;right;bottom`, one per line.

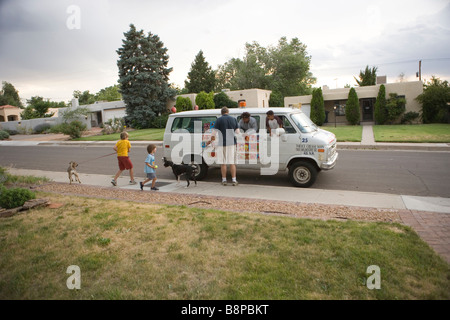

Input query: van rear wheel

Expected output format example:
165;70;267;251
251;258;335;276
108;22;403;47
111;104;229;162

289;161;317;188
189;159;208;180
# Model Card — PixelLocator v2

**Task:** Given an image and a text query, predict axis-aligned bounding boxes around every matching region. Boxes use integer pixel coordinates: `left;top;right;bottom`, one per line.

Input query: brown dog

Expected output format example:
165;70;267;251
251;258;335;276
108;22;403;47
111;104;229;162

68;161;81;184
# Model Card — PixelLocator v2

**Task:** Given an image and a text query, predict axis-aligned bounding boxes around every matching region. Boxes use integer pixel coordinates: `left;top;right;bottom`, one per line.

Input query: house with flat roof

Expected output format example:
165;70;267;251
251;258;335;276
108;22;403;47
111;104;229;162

0;105;21;122
174;88;272;109
284;81;423;125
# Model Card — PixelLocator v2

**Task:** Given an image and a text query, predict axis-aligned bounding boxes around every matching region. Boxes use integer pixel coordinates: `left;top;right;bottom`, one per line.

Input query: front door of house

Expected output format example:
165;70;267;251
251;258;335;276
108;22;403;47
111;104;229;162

362;99;374;121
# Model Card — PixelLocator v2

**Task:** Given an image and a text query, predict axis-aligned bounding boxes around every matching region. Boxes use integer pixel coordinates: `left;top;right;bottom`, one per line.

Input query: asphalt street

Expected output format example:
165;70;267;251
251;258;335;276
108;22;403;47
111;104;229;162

0;144;449;198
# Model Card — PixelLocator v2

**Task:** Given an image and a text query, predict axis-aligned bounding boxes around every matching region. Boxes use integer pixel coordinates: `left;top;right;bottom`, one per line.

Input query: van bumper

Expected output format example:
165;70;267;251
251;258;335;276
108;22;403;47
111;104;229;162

320;152;338;170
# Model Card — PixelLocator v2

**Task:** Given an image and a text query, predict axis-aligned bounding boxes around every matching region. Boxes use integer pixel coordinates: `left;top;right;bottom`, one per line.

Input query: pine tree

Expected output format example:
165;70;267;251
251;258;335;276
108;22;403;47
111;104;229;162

310;88;325;125
185;51;216;93
374;84;387;124
117;24;175;128
345;88;360;125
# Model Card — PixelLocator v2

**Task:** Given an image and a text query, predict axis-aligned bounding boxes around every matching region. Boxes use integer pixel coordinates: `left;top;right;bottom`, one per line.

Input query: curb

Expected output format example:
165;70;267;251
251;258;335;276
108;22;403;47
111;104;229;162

337;143;450;152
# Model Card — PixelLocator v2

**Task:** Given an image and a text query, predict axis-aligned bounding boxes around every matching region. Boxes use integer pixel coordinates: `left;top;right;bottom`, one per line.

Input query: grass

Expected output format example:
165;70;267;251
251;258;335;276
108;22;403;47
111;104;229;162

374;124;450;143
0;166;50;186
75;128;165;141
0;193;448;300
320;126;362;142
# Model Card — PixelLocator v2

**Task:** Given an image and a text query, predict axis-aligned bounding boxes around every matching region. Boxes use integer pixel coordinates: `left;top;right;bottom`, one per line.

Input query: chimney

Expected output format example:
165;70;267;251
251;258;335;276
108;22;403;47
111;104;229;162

71;98;79;108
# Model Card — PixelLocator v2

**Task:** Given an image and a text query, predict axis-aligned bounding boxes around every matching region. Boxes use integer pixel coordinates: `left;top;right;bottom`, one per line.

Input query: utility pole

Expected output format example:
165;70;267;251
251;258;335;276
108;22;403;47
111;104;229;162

419;60;422;81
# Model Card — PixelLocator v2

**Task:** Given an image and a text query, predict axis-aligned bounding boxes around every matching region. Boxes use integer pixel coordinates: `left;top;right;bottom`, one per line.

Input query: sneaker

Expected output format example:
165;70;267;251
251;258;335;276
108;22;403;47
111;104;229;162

129;180;137;185
151;187;159;191
222;180;227;186
232;180;238;186
111;179;117;186
139;182;144;191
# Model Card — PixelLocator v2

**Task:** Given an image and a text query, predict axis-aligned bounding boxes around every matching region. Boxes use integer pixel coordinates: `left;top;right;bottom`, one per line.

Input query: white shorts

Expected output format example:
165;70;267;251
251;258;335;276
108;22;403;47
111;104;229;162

216;145;236;165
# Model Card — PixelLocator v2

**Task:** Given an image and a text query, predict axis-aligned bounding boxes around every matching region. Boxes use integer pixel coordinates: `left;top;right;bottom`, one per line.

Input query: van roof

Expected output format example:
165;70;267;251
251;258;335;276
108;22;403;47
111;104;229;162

169;107;302;117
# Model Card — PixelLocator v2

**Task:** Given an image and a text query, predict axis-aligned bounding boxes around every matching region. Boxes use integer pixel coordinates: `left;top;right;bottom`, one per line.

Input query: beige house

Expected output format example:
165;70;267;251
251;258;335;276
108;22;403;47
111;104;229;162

284;81;423;125
0;105;21;122
174;88;272;109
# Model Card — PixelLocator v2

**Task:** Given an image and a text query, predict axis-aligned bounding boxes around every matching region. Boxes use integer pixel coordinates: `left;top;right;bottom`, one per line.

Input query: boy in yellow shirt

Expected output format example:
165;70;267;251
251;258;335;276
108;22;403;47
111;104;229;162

111;132;136;186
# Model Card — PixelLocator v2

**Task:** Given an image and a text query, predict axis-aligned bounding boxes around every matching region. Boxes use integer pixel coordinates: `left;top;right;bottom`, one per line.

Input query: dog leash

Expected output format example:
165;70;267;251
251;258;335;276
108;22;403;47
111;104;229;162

77;152;117;165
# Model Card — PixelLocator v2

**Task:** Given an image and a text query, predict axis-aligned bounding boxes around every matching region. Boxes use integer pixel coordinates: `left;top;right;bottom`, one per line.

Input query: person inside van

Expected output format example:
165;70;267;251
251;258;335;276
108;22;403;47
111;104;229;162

266;110;283;135
238;112;258;134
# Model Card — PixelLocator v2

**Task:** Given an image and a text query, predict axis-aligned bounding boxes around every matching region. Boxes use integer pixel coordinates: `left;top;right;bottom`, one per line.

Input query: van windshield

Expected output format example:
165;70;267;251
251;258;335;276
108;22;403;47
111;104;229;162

290;113;318;133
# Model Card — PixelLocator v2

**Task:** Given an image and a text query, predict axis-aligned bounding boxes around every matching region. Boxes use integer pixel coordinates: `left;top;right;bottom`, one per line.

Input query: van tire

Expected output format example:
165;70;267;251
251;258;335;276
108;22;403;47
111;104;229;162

288;161;317;188
190;159;208;180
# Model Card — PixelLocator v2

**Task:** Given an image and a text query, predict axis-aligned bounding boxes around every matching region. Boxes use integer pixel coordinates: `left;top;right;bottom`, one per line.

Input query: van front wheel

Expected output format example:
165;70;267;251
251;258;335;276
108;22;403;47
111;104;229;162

289;161;317;188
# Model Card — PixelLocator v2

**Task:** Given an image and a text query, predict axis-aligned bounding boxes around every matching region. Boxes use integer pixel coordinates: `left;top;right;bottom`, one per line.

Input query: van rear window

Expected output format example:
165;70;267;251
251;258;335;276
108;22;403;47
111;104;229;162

171;116;217;133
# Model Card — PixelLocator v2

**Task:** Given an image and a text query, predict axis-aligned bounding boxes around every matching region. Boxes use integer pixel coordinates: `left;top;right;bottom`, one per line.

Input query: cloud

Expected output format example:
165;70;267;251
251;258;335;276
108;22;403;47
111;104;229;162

0;0;449;101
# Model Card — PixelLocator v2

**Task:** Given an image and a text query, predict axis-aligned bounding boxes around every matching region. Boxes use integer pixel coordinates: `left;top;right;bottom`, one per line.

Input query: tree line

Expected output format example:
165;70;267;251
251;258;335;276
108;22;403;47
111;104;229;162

0;81;122;120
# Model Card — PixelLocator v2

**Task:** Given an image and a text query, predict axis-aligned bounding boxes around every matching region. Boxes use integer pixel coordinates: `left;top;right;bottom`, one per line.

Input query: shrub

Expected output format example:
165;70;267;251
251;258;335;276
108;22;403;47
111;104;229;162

0;186;36;209
102;117;125;135
4;129;18;136
416;77;450;123
195;91;215;109
374;84;387;125
149;113;169;128
175;96;193;112
33;123;52;134
60;120;87;139
213;91;238;109
345;88;360;125
386;93;406;124
268;91;284;108
47;123;65;134
0;130;10;140
310;88;325;126
401;111;420;124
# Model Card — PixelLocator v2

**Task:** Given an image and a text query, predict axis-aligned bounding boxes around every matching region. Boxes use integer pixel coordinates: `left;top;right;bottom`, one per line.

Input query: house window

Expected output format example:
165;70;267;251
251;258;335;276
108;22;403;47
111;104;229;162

334;101;346;116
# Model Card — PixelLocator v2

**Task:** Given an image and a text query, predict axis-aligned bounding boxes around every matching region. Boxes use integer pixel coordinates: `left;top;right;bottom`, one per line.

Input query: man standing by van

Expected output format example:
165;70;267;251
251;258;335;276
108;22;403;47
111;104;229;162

214;107;240;186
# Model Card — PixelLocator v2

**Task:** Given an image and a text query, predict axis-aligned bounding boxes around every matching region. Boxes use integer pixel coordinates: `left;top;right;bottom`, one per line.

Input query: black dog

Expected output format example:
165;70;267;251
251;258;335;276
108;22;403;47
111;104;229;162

163;158;197;187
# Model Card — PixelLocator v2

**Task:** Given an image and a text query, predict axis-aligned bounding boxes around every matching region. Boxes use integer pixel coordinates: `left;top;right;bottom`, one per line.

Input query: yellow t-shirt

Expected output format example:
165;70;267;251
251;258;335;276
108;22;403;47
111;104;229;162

116;139;131;157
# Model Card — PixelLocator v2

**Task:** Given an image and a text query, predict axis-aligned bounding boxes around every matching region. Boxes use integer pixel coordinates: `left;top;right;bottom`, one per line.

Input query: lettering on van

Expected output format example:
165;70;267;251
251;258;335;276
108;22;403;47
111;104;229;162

296;144;324;155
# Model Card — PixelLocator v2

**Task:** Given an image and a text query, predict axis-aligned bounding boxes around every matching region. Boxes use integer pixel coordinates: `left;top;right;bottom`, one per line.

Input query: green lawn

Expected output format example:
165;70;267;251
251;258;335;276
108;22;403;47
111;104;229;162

0;193;448;299
374;124;450;143
321;126;362;142
76;129;165;141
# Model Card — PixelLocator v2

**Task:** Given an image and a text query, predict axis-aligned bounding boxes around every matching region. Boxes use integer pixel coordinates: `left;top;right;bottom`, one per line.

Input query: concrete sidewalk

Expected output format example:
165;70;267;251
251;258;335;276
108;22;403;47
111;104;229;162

8;168;450;214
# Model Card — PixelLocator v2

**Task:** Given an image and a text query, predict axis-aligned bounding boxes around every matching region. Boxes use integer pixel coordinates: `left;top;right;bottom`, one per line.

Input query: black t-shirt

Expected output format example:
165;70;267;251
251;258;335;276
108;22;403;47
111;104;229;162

214;114;238;146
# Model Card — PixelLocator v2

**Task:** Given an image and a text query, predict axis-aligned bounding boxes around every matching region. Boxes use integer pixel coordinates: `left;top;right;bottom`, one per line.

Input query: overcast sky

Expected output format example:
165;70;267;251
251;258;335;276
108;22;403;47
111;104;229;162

0;0;449;103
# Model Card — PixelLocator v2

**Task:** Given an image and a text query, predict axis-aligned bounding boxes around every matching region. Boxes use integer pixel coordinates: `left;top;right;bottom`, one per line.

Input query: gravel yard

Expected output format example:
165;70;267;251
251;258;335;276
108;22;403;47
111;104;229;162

36;182;402;223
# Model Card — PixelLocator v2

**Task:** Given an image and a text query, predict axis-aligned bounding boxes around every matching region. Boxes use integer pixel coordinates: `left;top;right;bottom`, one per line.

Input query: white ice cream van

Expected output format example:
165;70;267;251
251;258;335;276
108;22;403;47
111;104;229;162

163;107;338;188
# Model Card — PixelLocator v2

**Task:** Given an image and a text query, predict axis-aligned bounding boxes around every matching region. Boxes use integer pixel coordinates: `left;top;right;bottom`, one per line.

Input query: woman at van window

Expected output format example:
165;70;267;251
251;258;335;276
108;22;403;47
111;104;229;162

266;110;283;135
